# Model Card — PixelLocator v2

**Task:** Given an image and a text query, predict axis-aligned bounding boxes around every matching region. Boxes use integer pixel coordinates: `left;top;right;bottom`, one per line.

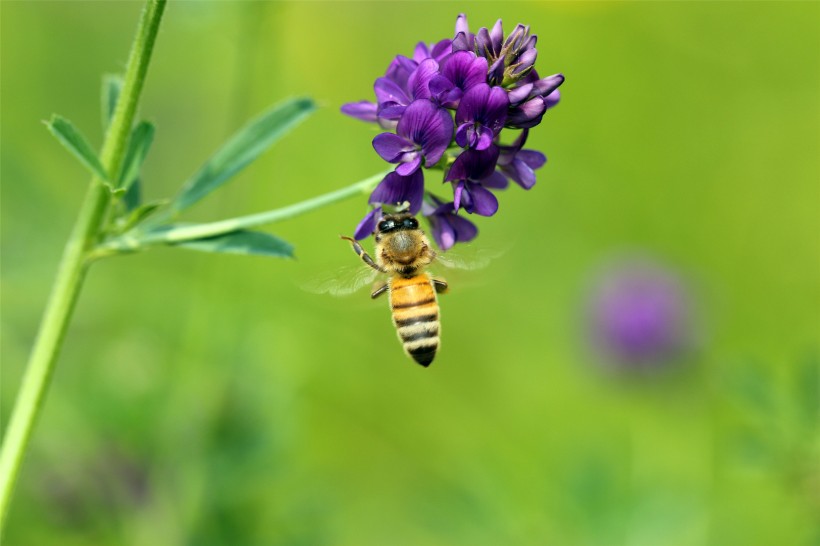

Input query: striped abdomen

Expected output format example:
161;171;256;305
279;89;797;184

389;274;440;367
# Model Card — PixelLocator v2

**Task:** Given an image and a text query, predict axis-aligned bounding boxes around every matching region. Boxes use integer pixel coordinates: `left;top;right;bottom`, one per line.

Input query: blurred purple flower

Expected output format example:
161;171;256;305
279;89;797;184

422;195;478;250
587;259;694;369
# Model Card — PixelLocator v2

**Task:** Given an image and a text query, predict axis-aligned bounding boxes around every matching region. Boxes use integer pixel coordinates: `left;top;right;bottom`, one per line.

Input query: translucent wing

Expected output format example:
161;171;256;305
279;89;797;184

302;264;380;297
435;245;506;271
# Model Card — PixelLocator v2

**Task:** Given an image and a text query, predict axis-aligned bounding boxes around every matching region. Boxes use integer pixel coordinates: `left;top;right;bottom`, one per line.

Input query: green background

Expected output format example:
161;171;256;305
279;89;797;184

1;1;818;545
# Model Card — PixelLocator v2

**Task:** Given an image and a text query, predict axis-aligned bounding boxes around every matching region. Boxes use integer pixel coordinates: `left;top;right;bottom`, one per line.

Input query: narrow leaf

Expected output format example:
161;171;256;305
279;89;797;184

172;97;317;212
171;229;294;258
118;121;155;191
118;200;167;233
46;115;110;182
123;178;142;212
101;74;123;129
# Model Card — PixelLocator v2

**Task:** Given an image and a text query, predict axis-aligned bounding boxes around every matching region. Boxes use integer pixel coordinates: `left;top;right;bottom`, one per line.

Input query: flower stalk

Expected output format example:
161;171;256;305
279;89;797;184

0;0;167;529
94;170;388;255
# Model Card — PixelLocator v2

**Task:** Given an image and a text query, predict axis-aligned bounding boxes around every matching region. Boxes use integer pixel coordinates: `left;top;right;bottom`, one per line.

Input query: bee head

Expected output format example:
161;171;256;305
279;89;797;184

377;213;418;234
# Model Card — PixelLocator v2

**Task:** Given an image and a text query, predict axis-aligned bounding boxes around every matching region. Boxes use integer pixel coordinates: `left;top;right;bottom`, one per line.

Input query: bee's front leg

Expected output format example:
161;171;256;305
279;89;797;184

341;235;384;273
371;282;388;299
432;278;448;294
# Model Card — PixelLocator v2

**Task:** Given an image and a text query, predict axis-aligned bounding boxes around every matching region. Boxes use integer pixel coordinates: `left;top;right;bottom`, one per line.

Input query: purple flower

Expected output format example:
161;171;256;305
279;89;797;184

353;170;425;240
340;101;378;123
413;39;452;64
342;13;564;249
452;15;539;87
433;51;489;108
445;147;507;216
496;129;546;189
454;84;508;150
422;195;478;250
369;170;425;213
586;259;694;369
505;72;564;129
372;99;453;175
353;206;381;240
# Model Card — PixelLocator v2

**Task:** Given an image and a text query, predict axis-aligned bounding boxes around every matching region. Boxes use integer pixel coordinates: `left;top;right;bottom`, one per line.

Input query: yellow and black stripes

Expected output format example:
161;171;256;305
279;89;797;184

389;275;440;367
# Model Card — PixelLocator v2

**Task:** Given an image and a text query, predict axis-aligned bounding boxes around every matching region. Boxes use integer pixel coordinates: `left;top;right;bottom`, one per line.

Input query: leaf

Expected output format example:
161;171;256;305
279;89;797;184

101;74;123;129
46;115;110;182
117;121;155;191
119;200;167;233
171;230;294;258
172;97;316;212
123;178;142;212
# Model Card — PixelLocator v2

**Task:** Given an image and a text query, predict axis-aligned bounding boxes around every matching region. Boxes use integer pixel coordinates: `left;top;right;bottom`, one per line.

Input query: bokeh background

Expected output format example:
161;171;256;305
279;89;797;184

2;2;818;545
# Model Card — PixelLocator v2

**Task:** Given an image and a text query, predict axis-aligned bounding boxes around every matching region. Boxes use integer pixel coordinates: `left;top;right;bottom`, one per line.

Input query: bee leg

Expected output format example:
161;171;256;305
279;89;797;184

432;278;449;294
371;282;388;299
341;235;384;272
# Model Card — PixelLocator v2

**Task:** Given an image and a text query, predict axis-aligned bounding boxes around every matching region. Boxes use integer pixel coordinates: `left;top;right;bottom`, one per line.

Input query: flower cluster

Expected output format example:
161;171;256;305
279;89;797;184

342;14;564;250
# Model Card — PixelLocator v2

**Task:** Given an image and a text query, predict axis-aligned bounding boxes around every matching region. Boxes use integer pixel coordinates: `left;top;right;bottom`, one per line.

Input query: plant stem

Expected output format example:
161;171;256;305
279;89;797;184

98;170;388;252
0;0;166;529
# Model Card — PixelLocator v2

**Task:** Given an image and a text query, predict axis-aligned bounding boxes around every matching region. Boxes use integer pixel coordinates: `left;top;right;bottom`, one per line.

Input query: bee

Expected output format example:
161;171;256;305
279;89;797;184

341;212;448;367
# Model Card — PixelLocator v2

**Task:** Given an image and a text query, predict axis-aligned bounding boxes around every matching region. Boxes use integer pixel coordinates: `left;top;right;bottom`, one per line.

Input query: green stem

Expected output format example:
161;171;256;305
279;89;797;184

97;170;388;252
0;0;166;530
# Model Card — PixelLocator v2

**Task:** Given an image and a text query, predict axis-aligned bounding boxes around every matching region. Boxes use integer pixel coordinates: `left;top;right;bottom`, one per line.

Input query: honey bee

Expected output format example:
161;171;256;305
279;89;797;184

341;212;448;367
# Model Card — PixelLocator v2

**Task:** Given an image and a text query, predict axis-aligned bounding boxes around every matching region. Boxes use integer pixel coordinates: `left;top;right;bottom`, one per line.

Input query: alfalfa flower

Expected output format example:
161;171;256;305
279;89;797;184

342;13;565;249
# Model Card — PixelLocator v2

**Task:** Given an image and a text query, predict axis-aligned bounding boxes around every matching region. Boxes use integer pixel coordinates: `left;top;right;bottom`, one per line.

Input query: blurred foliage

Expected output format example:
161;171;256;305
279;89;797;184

1;2;818;545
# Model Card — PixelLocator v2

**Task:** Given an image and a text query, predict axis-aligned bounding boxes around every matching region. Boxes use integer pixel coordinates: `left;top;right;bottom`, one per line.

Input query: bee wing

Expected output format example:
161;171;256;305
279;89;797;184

301;265;380;297
435;245;507;271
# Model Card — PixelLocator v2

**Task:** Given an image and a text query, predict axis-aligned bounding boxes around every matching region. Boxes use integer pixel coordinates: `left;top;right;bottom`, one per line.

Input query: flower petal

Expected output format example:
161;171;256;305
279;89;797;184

445;146;500;182
455;13;470;37
341;101;378;123
455;84;508;133
475;124;495;150
430;39;453;61
506;96;547;129
374;76;410;107
369;170;425;213
532;73;564;98
544;89;561;110
466;182;499;216
482;171;509;189
373;133;413;162
518;149;546;169
396;99;454;167
453;181;465;211
396;155;422;176
507;83;533;105
409;59;439;100
448;213;478;244
354;207;381;240
489;19;504;52
441;51;488;93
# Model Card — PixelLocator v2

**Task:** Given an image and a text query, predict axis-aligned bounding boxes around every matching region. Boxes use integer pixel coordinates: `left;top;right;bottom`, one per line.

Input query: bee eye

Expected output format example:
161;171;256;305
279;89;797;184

403;218;418;229
378;220;396;232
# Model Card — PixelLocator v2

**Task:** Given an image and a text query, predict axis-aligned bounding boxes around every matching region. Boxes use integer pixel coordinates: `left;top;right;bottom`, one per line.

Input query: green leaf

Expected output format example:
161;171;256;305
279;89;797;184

123;177;142;212
172;97;316;212
118;200;167;233
101;74;123;129
171;229;294;258
117;121;155;191
46;115;110;182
